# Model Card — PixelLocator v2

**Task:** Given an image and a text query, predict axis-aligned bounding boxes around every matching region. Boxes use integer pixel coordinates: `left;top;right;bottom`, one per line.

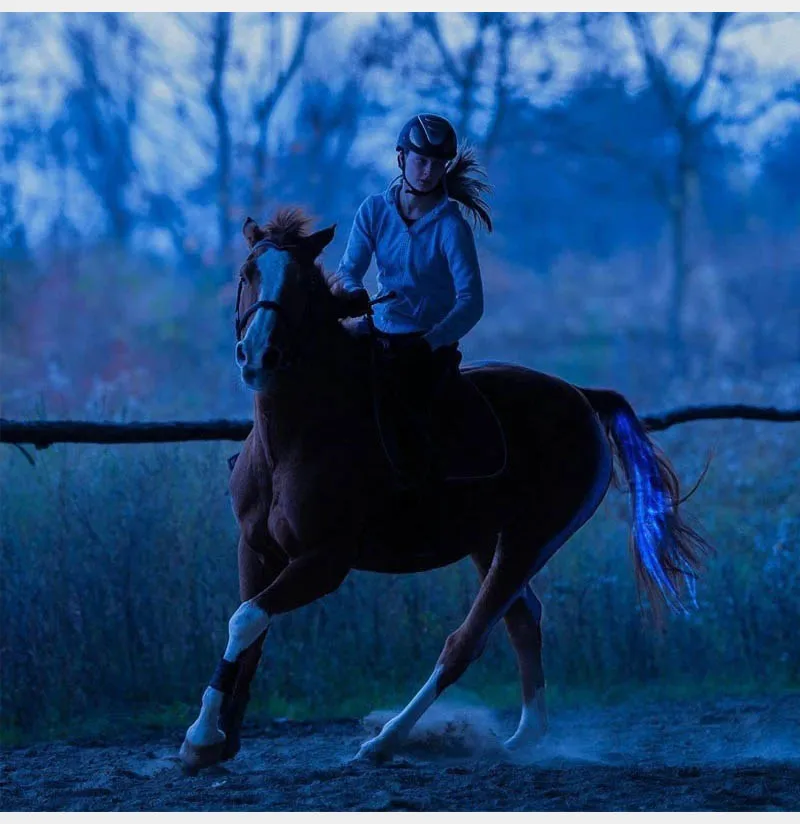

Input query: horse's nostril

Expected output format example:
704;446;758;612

235;342;247;366
262;347;281;371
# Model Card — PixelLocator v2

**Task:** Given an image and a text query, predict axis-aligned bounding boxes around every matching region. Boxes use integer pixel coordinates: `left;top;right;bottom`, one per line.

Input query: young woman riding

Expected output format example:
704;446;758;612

330;113;493;485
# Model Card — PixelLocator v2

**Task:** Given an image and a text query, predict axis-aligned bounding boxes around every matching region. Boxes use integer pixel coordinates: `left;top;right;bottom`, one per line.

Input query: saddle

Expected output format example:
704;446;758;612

372;360;508;487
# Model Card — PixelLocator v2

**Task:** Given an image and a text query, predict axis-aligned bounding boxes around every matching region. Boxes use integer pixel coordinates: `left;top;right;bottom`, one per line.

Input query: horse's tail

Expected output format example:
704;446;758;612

580;388;713;621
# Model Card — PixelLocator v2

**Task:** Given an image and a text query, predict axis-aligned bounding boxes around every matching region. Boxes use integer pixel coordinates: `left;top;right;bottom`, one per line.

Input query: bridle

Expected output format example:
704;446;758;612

234;238;298;343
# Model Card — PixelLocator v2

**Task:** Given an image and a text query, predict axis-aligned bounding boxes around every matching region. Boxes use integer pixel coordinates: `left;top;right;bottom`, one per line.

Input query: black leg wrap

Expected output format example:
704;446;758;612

209;657;240;695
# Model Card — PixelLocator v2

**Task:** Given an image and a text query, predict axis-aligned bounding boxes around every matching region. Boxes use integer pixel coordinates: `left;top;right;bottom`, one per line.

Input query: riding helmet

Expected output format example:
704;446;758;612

396;113;458;162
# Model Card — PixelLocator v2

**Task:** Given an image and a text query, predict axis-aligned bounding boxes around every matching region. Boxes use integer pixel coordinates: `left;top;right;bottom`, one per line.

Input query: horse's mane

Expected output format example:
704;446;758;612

259;207;336;296
263;207;314;246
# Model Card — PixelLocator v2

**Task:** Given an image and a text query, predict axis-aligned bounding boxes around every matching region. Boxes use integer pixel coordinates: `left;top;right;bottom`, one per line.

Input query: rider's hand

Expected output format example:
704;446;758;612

336;288;372;319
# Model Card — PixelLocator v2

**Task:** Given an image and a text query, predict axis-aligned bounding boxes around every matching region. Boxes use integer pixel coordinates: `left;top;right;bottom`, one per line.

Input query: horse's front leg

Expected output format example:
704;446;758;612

180;545;352;771
181;436;280;770
179;546;272;772
217;537;289;760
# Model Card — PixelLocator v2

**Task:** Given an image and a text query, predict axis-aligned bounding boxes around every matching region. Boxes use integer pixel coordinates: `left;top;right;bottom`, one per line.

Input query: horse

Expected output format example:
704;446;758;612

179;208;711;770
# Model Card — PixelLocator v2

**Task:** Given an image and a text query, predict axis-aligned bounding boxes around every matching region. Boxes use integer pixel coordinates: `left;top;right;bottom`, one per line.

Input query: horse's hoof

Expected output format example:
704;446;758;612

179;736;228;773
353;735;396;764
503;727;546;753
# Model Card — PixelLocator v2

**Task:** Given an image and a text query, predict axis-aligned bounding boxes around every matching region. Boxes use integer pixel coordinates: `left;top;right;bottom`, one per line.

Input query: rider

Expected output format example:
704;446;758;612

329;112;493;487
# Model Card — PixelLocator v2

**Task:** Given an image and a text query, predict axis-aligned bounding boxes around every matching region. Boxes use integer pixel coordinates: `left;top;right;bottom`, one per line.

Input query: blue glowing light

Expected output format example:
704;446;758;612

612;410;697;614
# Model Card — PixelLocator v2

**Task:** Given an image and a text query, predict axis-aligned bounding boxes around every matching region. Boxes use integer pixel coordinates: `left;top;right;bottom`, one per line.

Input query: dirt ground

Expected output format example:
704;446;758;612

2;692;799;811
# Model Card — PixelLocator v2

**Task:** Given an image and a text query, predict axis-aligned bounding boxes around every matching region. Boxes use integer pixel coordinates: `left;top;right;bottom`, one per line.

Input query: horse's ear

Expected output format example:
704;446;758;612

297;224;336;263
242;217;262;248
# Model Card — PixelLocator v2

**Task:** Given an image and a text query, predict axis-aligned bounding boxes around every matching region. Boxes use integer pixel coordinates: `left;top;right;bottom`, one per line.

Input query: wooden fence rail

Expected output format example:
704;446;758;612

1;419;252;450
1;404;798;461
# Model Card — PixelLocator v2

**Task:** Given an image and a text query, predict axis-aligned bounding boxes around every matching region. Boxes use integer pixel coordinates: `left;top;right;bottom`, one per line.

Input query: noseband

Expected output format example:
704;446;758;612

235;238;297;343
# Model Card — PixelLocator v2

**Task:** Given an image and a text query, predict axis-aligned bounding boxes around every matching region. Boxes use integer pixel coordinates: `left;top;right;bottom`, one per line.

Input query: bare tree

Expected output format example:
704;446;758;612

409;12;544;157
148;12;239;265
617;12;798;373
412;12;492;137
251;13;316;216
55;13;143;244
623;12;734;373
537;12;798;375
207;12;233;263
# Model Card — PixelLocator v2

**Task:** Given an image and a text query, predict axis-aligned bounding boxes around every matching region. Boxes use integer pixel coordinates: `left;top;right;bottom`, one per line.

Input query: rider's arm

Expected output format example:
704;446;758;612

330;198;374;294
423;218;484;351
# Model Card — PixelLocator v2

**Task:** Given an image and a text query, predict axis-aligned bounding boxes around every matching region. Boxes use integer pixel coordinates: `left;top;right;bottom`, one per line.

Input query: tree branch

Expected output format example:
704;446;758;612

254;12;314;124
174;12;208;45
625;12;678;118
411;12;465;86
683;12;733;113
483;15;513;159
719;83;800;127
727;11;798;32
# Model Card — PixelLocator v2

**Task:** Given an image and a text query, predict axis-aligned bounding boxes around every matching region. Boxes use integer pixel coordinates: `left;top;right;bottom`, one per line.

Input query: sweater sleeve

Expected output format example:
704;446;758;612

423;217;484;350
330;197;374;293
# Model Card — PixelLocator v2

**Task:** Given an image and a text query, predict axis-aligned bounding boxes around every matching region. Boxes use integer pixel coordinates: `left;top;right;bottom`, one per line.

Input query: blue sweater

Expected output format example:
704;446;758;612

332;183;484;351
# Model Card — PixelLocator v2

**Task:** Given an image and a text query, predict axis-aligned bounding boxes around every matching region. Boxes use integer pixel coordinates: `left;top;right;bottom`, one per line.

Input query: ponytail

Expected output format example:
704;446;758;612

445;143;493;233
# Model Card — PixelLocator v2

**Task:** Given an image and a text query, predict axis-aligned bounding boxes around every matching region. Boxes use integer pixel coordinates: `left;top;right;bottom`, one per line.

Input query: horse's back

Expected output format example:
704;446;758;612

461;360;597;422
459;359;609;490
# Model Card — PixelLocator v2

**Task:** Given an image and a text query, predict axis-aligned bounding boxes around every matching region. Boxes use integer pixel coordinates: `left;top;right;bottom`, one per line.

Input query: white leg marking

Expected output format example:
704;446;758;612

356;664;444;761
224;600;271;662
185;600;271;749
186;686;226;747
505;689;548;750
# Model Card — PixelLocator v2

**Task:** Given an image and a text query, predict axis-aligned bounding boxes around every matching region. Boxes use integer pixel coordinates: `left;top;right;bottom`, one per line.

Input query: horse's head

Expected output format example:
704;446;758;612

234;209;336;391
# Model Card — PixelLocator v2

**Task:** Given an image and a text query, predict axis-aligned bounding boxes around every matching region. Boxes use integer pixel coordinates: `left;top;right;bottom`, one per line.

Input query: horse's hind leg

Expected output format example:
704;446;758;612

501;588;548;748
356;536;530;763
471;550;548;749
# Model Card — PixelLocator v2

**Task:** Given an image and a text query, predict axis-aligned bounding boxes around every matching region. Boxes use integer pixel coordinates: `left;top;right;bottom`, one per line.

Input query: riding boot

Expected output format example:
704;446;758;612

377;341;427;491
411;344;461;491
379;336;461;493
391;343;444;493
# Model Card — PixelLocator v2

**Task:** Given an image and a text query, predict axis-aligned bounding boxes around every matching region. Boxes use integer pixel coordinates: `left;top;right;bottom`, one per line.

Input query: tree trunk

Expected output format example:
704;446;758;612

668;157;689;377
252;13;281;217
208;13;232;265
252;118;268;219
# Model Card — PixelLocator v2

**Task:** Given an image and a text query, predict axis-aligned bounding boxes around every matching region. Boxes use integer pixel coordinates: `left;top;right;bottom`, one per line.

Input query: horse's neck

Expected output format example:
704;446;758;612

252;320;369;455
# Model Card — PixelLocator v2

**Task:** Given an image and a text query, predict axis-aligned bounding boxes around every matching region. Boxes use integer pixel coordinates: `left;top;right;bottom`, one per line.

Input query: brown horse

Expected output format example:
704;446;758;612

179;209;710;770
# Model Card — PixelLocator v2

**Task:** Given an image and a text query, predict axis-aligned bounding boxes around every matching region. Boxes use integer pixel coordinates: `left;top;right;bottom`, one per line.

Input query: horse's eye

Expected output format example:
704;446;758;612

241;259;258;283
